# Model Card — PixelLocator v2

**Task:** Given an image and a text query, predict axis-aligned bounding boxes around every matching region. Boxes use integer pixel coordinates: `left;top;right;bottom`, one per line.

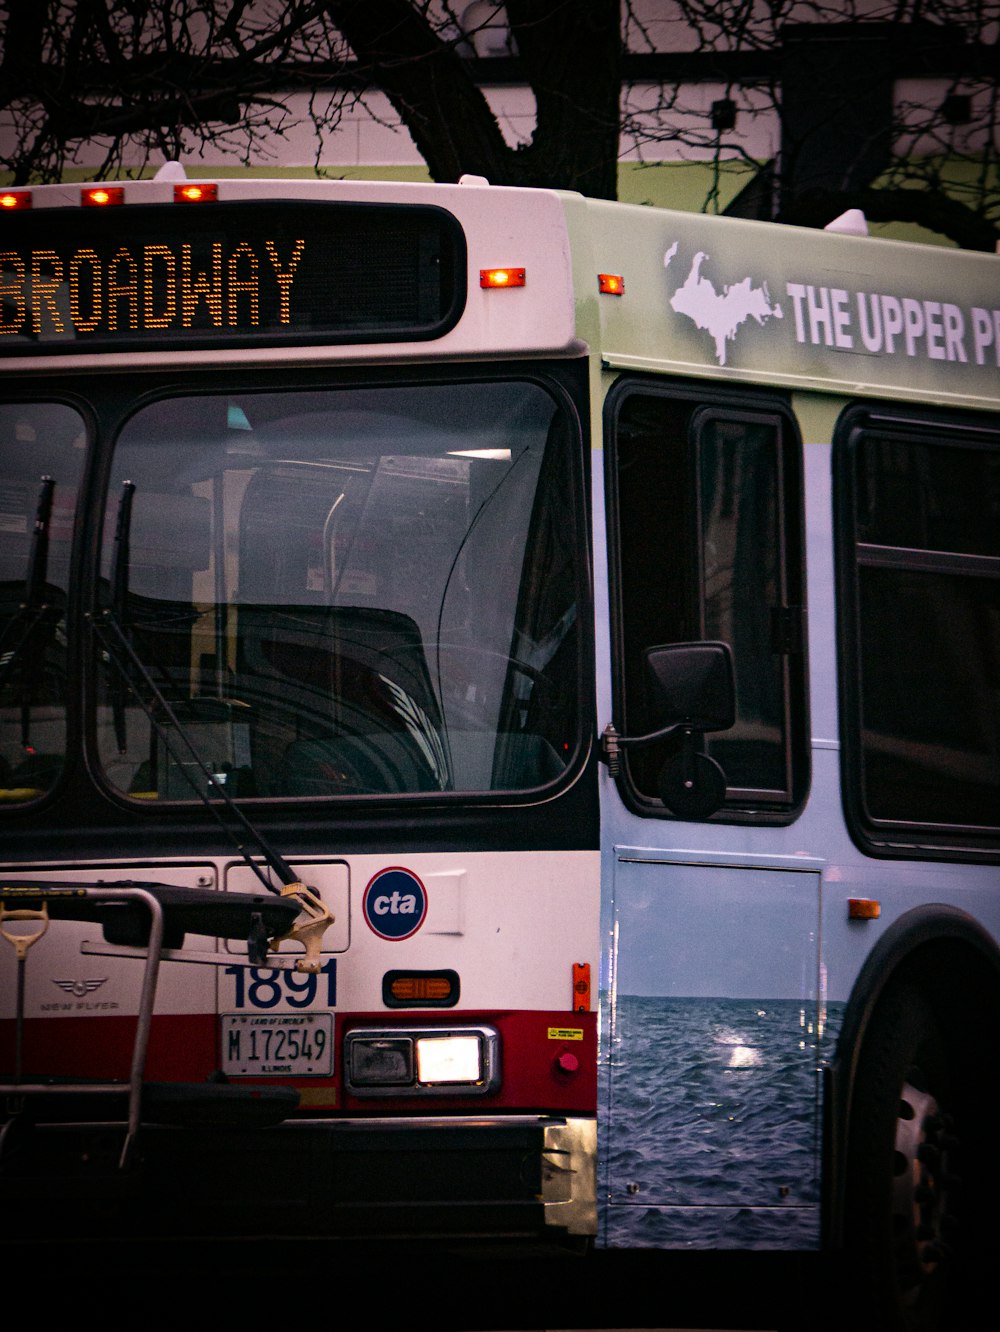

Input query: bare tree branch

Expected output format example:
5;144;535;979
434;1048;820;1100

0;1;995;246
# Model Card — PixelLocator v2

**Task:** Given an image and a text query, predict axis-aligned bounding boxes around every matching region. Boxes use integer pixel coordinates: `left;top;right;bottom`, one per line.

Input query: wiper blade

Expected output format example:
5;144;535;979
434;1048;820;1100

0;477;58;747
24;475;55;612
92;606;298;891
109;480;135;752
111;480;134;622
0;476;55;667
90;604;334;971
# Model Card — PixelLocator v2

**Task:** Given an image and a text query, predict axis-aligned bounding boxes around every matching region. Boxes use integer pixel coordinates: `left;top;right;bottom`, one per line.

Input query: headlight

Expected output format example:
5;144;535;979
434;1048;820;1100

344;1025;500;1097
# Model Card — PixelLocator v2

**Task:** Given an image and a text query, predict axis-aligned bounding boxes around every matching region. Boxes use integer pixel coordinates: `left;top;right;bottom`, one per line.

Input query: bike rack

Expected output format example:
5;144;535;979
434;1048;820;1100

0;880;302;1176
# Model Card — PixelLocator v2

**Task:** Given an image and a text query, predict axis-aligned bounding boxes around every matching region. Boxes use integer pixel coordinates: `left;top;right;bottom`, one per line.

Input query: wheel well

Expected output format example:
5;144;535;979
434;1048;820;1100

823;904;1000;1250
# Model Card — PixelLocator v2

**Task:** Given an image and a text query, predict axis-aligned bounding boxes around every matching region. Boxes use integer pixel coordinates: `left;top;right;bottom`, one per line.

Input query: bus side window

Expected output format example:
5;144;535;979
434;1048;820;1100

837;410;1000;850
608;382;808;818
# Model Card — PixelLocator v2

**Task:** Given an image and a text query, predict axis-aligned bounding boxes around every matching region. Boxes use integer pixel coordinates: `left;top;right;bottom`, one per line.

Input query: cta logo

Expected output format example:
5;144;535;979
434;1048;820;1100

362;867;428;941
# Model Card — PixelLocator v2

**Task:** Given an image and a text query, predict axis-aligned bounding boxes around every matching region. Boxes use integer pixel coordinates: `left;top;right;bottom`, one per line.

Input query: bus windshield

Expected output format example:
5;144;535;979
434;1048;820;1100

95;379;581;801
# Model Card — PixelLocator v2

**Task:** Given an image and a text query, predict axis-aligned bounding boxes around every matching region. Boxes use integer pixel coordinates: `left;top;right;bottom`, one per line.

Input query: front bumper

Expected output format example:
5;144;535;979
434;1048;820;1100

0;1113;596;1242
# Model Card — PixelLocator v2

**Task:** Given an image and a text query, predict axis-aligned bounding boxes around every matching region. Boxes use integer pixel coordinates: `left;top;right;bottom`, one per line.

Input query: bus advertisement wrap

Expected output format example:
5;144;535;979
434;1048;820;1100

591;202;1000;404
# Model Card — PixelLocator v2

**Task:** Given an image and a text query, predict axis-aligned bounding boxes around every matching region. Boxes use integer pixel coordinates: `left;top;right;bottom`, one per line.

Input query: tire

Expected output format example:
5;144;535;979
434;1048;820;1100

843;980;992;1332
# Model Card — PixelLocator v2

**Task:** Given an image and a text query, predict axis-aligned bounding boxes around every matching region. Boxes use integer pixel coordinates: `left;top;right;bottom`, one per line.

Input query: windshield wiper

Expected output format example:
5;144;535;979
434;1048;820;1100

0;476;58;748
90;484;332;971
109;480;135;753
0;475;55;668
93;606;333;968
24;475;55;612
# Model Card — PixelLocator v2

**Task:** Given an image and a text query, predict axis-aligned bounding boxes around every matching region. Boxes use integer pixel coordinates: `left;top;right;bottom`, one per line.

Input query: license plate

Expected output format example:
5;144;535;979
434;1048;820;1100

221;1013;334;1077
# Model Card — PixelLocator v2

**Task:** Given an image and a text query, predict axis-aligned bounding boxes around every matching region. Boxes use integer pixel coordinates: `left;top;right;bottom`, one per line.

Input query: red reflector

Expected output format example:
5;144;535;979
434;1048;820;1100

480;267;525;289
82;186;124;207
174;182;219;203
0;190;31;211
598;273;624;295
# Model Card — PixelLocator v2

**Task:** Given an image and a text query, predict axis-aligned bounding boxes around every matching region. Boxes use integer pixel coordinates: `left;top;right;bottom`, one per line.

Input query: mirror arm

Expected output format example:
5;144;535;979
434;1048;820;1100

601;708;738;777
601;721;689;777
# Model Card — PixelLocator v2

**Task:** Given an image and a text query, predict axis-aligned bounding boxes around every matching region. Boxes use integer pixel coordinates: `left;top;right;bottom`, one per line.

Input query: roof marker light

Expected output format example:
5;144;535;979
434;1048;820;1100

174;182;218;203
82;186;124;207
480;267;525;289
0;190;31;210
598;273;624;295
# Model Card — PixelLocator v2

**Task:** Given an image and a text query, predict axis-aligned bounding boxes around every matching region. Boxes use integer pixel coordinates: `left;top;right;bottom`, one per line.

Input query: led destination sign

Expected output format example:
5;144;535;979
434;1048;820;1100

0;200;465;354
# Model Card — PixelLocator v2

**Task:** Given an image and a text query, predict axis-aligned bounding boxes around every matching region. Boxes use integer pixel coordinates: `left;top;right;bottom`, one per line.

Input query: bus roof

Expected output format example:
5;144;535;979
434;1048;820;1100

3;174;998;410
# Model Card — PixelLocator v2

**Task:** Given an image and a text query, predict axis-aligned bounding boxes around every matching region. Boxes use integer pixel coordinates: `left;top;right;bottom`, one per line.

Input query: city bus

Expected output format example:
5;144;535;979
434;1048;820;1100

1;168;997;1329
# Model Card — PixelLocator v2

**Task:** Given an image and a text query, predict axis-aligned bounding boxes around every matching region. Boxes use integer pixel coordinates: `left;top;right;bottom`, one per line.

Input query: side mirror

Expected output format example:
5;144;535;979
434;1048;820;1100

602;641;736;820
642;641;736;734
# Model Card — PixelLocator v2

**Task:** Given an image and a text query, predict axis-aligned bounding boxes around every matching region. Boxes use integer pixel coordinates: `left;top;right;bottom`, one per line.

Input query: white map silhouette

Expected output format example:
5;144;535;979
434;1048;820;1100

664;243;782;366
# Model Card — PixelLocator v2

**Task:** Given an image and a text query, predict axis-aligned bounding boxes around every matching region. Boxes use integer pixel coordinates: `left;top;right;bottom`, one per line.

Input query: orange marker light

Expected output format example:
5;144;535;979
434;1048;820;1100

0;190;31;210
174;183;219;203
598;273;624;295
382;969;460;1008
82;186;124;207
572;962;591;1012
480;267;525;289
390;976;454;1002
848;898;881;920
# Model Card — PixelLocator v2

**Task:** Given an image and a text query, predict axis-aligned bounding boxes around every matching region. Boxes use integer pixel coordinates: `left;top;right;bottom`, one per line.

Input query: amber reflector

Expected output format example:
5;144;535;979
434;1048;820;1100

598;273;624;295
848;898;881;920
573;961;591;1012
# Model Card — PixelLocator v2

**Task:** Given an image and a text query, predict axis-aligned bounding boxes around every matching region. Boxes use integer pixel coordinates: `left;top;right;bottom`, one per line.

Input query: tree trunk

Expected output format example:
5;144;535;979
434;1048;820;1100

324;0;622;198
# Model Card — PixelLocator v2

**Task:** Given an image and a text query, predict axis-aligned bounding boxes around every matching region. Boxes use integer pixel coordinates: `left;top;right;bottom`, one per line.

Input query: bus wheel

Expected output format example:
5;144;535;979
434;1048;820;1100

845;982;969;1332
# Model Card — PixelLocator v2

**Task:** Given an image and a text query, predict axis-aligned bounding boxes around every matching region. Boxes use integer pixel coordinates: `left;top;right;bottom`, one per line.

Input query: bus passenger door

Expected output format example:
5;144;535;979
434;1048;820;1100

601;379;817;1250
